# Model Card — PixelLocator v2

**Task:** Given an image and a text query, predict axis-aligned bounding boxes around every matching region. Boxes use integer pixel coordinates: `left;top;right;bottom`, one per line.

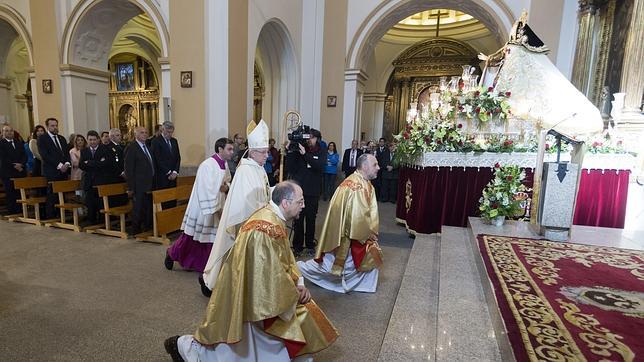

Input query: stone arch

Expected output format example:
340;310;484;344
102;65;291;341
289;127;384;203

254;19;299;141
0;4;33;68
61;0;169;70
342;0;514;150
347;0;513;71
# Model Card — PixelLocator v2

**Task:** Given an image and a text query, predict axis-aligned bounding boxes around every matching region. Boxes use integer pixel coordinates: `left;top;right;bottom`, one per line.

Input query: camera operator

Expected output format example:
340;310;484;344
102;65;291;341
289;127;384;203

285;128;326;257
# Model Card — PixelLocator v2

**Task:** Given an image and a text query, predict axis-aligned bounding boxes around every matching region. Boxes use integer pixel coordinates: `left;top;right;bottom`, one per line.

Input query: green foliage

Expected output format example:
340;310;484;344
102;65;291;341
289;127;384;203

478;164;527;221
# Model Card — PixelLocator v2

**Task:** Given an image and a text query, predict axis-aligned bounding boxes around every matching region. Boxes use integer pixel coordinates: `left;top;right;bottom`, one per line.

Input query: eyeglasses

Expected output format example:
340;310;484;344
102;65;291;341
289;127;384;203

286;198;305;206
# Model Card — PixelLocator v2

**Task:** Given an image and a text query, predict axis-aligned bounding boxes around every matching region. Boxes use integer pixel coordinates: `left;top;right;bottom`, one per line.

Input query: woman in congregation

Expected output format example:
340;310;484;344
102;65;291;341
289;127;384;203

29;125;45;177
69;134;87;181
323;141;339;201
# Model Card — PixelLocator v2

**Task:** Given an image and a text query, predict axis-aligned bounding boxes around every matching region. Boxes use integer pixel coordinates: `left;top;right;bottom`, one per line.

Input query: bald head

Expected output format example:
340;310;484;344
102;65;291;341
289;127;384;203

134;127;148;142
357;153;379;180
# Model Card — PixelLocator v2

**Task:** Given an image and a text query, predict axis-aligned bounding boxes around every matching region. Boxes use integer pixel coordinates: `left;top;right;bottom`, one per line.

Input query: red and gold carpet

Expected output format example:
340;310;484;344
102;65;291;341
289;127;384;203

477;235;644;361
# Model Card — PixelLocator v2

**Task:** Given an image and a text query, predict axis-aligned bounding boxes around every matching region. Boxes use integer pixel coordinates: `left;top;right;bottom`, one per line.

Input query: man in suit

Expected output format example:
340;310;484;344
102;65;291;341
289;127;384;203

125;126;155;235
79;131;116;224
0;125;27;214
37;118;71;218
107;128;127;207
380;142;399;203
374;137;390;201
151;121;181;208
341;139;362;178
108;128;125;182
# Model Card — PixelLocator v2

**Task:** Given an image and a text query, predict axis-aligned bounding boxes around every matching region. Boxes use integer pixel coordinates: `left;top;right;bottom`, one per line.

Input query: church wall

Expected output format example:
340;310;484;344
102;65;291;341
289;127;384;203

248;0;302;140
528;0;566;64
169;0;205;168
60;72;108;136
320;0;349;148
29;0;64;129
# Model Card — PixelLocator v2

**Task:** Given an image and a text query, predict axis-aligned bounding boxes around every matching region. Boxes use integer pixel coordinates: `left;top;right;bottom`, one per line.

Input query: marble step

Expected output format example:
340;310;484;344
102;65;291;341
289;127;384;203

378;226;501;361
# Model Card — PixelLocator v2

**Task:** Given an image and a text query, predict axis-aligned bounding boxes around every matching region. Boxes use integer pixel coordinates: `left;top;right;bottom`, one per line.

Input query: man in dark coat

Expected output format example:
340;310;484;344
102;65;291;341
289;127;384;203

79;130;117;224
0;125;27;214
380;143;399;203
151;121;180;208
37;118;71;218
285;128;326;256
341;139;363;178
374;137;390;201
124;126;155;235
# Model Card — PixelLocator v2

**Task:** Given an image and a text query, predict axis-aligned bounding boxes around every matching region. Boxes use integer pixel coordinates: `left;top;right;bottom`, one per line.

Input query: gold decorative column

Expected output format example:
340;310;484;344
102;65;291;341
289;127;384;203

571;0;598;95
397;78;410;133
619;0;644;118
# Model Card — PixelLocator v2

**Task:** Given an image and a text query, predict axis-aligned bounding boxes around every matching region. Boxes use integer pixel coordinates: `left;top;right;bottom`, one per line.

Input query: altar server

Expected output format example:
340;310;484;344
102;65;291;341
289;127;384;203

164;137;234;273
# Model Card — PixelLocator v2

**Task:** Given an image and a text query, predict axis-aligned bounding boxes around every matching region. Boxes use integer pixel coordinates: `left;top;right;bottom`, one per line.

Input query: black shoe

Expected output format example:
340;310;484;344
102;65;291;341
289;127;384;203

164;335;184;362
198;276;212;298
164;250;174;270
304;248;316;258
293;249;303;258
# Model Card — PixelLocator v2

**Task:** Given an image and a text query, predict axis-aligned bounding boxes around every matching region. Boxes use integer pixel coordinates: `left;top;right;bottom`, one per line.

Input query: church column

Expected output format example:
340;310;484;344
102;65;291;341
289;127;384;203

571;0;598;95
619;0;644;121
152;103;158;126
341;69;367;151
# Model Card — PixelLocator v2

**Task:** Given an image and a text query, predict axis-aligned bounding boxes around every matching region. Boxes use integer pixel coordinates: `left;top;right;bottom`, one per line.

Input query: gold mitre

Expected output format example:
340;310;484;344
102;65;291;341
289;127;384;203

247;119;269;149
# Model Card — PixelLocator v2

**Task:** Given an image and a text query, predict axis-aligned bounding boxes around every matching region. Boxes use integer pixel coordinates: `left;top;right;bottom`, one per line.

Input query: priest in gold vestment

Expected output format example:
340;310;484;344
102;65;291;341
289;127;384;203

298;154;383;293
165;181;338;362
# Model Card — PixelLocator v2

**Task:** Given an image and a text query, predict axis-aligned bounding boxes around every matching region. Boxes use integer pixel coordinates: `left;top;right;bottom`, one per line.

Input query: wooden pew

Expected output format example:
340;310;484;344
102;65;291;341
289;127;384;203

7;177;52;226
177;175;195;187
87;183;132;239
136;185;192;244
44;179;85;232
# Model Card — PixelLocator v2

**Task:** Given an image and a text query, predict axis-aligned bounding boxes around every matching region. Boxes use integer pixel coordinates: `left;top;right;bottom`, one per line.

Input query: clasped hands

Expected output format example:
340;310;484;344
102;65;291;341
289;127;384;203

296;285;311;304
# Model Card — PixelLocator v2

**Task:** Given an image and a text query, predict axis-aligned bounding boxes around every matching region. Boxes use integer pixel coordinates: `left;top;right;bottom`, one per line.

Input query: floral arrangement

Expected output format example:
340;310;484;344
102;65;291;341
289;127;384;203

582;132;626;154
457;87;512;123
478;164;527;221
393;120;468;164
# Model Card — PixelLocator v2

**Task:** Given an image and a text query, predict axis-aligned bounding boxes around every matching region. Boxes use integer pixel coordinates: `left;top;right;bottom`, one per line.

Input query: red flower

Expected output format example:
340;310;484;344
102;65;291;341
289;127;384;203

505;91;511;97
457;123;463;128
491;203;499;209
424;136;431;143
437;140;443;144
506;175;513;181
495;107;501;114
487;86;494;92
545;143;550;150
592;141;599;147
494;163;501;168
406;124;412;131
458;141;463;146
403;132;410;139
458;81;464;90
487;111;492;116
475;107;481;114
474;91;480;97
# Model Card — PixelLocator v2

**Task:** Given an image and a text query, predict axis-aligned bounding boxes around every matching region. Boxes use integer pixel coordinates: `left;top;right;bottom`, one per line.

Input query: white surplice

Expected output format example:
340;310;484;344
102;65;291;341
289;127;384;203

181;156;231;243
202;157;270;289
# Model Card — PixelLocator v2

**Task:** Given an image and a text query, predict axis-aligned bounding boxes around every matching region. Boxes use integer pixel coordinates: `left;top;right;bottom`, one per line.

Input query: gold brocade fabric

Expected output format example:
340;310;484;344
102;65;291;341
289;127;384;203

194;206;338;355
316;172;380;275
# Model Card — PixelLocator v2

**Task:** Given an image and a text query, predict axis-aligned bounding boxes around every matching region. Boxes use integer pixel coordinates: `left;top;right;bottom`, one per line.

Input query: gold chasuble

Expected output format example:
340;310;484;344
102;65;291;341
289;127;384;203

194;206;338;358
316;172;383;276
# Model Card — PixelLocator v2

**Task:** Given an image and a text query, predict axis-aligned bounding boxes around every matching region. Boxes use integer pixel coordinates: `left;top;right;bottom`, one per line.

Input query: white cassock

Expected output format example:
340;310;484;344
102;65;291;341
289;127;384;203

202;157;271;289
297;253;379;294
177;323;312;362
181;156;231;242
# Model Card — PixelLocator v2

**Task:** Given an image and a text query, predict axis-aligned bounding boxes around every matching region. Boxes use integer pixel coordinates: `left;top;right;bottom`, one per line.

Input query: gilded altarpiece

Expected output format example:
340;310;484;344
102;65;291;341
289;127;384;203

108;54;159;143
384;38;480;136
